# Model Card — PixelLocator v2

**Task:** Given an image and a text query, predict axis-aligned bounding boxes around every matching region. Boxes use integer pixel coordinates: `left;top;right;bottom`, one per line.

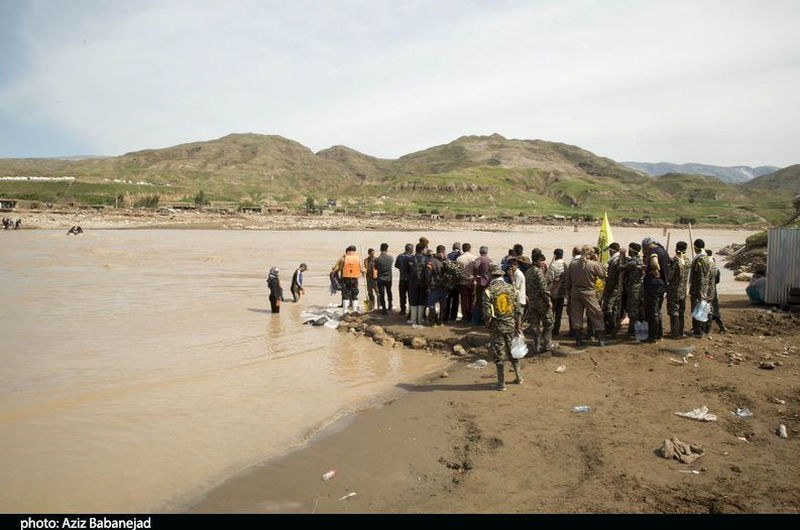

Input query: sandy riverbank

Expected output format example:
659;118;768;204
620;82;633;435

189;295;800;513
8;209;764;232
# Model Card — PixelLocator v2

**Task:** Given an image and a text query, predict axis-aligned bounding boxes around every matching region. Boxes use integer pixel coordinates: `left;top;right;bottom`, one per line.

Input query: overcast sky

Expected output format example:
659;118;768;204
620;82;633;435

1;0;798;166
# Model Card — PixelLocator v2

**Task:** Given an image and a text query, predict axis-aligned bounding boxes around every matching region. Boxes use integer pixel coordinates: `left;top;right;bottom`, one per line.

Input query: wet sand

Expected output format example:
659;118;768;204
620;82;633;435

190;296;800;513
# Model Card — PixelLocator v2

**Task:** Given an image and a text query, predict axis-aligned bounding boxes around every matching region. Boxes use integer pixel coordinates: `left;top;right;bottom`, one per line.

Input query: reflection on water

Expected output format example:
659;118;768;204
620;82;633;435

0;226;753;512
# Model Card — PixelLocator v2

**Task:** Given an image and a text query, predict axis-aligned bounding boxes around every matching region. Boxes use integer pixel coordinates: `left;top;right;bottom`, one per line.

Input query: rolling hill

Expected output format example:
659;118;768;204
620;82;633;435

0;133;794;225
744;164;800;194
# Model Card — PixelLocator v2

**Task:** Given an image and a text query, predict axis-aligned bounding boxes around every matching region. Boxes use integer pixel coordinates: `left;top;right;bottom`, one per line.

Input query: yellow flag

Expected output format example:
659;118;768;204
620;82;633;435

598;212;615;264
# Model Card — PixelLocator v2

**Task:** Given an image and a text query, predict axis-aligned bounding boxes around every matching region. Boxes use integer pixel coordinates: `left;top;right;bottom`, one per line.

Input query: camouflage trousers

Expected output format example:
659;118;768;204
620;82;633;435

667;293;686;318
526;305;554;348
489;328;515;366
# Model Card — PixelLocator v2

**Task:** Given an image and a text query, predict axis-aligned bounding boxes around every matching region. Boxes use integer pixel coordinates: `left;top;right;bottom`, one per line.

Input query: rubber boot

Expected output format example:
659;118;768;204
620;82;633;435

342;299;349;314
436;310;443;327
541;329;552;353
416;306;425;326
352;300;360;314
670;316;680;339
596;330;607;347
511;359;523;384
408;306;417;326
575;329;583;348
496;364;506;391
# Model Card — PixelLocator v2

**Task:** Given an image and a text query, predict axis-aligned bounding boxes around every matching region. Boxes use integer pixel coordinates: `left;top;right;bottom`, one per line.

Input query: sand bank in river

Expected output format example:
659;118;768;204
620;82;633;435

189;295;800;513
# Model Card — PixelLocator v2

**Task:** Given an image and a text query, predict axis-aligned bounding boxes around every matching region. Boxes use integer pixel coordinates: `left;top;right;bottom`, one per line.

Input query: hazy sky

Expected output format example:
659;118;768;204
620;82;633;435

1;0;798;166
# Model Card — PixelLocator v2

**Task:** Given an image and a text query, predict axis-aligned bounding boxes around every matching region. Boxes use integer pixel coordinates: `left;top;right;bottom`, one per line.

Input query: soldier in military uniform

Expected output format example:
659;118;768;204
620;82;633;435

601;243;622;337
483;264;523;391
667;241;690;338
565;245;607;347
618;242;645;338
689;239;714;338
525;250;554;353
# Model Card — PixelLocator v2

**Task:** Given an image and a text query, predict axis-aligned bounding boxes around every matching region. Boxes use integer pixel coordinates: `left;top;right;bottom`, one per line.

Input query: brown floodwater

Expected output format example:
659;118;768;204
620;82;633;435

0;226;753;512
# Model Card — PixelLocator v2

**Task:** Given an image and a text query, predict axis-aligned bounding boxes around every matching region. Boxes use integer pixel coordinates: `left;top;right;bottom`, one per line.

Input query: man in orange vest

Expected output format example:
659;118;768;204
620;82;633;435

334;245;362;313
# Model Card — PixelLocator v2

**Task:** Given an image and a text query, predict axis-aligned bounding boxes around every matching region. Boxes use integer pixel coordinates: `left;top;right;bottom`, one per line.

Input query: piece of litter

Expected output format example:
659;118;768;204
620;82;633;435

680;470;701;474
555;364;566;373
675;405;717;422
572;405;592;413
659;437;706;464
669;357;686;365
778;424;788;439
736;436;749;443
338;492;357;501
321;470;336;481
759;361;776;370
693;363;699;368
771;397;786;405
730;408;753;418
467;360;488;369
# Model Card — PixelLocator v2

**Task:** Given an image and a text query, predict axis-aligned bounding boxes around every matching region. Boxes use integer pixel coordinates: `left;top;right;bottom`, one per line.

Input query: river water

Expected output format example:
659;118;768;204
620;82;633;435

0;226;753;512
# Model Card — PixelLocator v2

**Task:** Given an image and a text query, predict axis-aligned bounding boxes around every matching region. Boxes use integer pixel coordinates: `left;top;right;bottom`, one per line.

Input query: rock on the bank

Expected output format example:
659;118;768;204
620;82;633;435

366;324;385;337
453;344;466;356
376;335;396;348
411;337;428;350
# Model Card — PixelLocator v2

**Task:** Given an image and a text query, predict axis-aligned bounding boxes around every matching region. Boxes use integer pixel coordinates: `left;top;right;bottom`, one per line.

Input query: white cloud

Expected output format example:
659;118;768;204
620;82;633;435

1;0;798;165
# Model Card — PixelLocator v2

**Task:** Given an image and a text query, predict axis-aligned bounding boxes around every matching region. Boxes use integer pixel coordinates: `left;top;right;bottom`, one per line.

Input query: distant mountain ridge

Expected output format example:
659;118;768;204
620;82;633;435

622;161;780;183
744;164;800;194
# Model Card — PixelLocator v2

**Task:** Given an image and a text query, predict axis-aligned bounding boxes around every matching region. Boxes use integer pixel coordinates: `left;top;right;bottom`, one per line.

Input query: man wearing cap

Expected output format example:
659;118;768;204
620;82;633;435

483;264;523;390
565;245;607;347
667;242;690;338
290;263;308;303
601;242;622;337
642;237;671;343
444;242;462;321
618;242;645;337
689;239;714;337
525;249;554;353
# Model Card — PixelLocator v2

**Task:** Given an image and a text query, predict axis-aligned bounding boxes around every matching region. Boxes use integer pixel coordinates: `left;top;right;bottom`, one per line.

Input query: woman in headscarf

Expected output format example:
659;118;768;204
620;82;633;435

267;267;284;313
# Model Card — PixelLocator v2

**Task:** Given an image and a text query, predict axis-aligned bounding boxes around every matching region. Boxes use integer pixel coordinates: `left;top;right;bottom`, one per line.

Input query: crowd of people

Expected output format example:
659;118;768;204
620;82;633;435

2;217;21;230
322;236;727;389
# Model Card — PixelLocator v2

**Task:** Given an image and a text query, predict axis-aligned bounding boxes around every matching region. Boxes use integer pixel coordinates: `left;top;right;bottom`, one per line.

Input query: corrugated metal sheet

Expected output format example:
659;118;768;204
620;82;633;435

766;228;800;306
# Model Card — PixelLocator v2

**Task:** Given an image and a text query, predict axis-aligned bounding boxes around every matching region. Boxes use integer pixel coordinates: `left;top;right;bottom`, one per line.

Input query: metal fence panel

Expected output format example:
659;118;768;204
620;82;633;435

766;228;800;306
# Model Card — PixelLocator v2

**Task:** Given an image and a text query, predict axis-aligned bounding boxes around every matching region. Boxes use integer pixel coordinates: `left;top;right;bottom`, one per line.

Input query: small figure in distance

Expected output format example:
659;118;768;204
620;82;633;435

267;267;284;313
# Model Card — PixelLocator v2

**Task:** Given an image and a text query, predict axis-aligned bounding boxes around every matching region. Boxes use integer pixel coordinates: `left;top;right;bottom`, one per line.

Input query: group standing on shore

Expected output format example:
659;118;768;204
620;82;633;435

2;217;21;230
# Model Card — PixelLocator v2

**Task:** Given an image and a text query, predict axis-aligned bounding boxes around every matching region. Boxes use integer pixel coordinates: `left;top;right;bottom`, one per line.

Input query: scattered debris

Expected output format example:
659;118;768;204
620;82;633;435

669;357;686;365
452;344;466;356
572;405;592;413
736;436;750;443
440;371;449;379
778;424;789;439
759;361;776;370
770;397;786;405
675;405;717;422
661;345;695;356
679;470;701;474
730;408;754;418
658;437;706;464
590;356;599;369
555;364;566;373
727;352;746;364
467;360;489;369
322;470;336;481
338;492;357;501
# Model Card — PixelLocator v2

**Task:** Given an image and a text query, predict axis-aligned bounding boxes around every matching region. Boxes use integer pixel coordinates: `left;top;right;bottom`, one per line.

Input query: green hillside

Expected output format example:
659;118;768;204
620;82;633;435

745;164;800;194
0;133;794;226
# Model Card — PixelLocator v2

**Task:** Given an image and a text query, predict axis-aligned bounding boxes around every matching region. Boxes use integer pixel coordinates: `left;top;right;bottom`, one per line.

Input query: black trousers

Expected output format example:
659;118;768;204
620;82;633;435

378;279;393;310
444;287;460;321
269;295;280;313
398;279;409;313
644;288;665;341
552;297;565;335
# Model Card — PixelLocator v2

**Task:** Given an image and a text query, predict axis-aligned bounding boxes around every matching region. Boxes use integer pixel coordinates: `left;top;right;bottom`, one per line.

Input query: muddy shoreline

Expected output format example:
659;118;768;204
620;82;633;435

188;295;800;513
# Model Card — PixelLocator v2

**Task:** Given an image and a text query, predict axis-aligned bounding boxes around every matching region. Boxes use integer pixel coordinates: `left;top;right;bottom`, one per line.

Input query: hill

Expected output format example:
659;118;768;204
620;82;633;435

0;133;794;225
744;164;800;194
622;161;780;183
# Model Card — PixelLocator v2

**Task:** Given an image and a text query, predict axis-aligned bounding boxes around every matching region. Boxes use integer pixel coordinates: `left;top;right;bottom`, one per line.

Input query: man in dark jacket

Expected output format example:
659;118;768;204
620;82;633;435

642;237;671;343
290;263;307;302
375;243;394;314
425;245;447;325
394;243;413;316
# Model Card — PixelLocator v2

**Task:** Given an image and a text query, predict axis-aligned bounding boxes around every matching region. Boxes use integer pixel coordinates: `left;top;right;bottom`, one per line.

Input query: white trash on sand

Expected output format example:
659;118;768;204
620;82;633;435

555;364;566;373
301;308;342;329
321;469;336;481
339;492;357;501
467;360;489;369
674;405;717;422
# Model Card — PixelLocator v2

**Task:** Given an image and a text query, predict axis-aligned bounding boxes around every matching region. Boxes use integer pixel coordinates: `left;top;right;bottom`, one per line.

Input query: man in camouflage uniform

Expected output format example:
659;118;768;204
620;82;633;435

667;241;690;338
483;264;523;391
525;249;553;353
618;242;645;338
706;249;727;334
601;242;622;337
689;239;714;338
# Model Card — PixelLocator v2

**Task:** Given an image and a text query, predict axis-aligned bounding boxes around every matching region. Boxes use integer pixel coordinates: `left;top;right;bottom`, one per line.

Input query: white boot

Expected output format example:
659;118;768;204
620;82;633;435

352;300;360;314
342;299;349;314
408;306;417;325
416;306;425;325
